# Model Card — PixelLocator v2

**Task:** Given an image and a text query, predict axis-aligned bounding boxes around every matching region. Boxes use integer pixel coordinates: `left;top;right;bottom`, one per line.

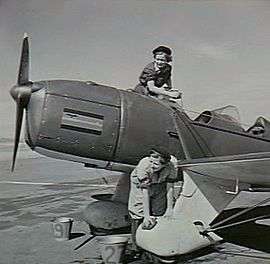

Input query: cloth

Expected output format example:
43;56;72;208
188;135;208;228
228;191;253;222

128;157;178;219
133;62;172;96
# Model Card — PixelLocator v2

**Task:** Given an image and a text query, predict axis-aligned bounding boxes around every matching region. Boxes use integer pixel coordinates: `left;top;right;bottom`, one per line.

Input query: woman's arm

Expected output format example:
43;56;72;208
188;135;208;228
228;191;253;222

147;81;180;98
164;182;174;217
142;188;150;219
142;188;156;228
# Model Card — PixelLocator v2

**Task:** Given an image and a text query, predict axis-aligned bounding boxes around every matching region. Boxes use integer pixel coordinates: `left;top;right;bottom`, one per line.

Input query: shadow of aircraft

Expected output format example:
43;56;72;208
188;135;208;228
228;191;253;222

212;205;270;253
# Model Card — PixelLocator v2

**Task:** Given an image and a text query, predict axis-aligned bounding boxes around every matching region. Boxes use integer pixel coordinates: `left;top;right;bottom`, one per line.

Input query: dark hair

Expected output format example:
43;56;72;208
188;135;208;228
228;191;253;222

149;147;171;163
152;46;172;56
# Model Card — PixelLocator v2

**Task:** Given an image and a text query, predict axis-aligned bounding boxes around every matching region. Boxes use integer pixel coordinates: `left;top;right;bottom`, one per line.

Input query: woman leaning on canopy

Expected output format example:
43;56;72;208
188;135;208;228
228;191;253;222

133;46;181;100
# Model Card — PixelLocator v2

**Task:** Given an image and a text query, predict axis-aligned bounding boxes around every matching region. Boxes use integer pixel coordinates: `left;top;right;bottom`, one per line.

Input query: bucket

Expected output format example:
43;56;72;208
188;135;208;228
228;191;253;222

99;236;129;264
51;217;73;241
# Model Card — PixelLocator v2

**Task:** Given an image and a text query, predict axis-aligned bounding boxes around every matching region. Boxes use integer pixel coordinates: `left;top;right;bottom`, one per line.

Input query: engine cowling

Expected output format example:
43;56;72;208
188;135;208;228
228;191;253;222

25;80;186;171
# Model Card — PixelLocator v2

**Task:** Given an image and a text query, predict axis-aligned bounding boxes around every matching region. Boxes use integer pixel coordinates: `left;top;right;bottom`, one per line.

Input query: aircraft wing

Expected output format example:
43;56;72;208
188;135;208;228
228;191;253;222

178;152;270;187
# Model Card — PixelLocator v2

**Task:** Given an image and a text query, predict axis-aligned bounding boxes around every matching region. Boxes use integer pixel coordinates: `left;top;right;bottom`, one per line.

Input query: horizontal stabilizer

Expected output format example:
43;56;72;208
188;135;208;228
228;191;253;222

181;170;238;215
256;219;270;226
178;152;270;187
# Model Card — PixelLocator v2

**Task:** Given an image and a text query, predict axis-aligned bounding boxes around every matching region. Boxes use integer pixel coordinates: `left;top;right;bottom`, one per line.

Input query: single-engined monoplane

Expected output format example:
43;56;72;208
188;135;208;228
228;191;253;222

9;35;270;262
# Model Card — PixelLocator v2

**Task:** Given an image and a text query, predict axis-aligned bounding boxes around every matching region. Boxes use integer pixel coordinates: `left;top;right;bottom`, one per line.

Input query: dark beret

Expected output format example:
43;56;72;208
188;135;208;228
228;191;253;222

152;46;172;56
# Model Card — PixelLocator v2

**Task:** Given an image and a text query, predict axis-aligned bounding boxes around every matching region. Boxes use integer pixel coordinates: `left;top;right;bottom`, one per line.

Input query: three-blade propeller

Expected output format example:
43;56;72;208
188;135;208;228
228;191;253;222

10;33;33;171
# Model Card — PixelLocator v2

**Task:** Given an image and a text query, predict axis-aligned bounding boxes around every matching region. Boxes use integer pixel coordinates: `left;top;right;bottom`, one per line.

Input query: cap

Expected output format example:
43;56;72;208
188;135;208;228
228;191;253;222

152;46;172;56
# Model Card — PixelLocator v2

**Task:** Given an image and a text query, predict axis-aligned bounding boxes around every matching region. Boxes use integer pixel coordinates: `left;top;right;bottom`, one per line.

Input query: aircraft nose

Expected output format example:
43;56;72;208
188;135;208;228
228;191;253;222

24;82;46;148
10;84;32;105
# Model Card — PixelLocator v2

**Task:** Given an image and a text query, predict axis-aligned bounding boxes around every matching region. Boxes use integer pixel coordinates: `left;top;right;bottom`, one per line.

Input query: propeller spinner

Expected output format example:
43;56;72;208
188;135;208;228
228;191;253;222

10;33;33;171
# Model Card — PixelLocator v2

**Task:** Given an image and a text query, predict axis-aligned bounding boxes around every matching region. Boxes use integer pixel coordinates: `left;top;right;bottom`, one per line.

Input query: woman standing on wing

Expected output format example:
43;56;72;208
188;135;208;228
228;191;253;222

133;46;181;99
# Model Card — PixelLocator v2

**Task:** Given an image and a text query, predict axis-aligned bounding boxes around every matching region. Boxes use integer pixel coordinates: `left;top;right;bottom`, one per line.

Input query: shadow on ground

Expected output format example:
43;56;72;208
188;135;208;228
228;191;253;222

213;205;270;253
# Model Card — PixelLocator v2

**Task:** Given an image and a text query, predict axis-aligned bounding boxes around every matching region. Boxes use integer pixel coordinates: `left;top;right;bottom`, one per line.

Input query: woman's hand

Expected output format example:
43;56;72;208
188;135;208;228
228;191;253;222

142;217;157;230
163;208;173;218
166;90;182;99
163;84;172;91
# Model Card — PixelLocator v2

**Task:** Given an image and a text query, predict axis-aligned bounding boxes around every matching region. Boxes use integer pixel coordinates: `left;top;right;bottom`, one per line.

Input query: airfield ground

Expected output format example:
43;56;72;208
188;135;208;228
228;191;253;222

0;143;270;264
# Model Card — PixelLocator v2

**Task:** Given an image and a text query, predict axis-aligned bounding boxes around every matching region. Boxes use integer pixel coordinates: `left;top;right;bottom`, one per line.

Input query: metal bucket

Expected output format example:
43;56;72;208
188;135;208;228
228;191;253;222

51;217;73;241
99;236;129;264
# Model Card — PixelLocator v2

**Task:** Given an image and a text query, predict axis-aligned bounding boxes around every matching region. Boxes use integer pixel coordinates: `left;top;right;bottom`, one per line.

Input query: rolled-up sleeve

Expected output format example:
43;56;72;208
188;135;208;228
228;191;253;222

130;158;152;189
139;64;156;85
136;158;151;181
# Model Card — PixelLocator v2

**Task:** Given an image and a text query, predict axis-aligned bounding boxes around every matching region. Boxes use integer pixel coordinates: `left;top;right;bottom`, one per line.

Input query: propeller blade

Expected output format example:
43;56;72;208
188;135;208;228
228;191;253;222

11;97;24;172
17;33;29;85
10;34;33;172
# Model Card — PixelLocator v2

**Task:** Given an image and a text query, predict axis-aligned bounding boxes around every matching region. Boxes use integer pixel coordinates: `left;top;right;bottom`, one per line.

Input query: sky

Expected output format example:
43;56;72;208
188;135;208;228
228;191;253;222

0;0;270;139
